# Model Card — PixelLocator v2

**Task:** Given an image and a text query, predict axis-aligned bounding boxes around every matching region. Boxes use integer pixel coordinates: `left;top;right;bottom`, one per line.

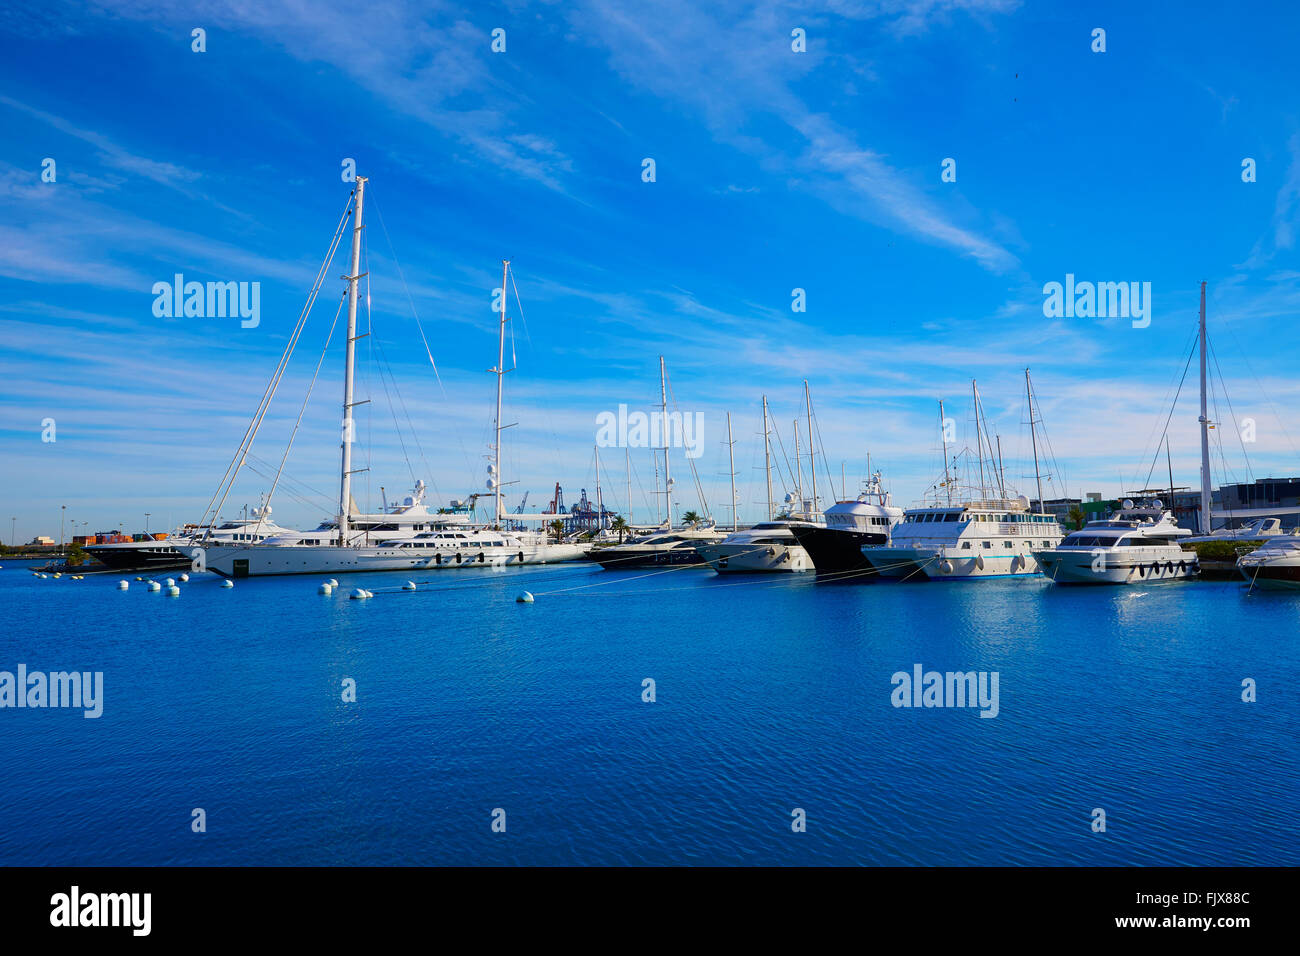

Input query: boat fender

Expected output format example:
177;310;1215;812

517;551;524;563
975;555;985;571
939;560;953;574
435;554;442;565
478;552;485;563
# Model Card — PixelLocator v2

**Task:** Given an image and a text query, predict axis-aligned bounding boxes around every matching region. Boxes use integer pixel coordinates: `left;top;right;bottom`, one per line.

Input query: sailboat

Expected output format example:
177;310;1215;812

197;181;583;577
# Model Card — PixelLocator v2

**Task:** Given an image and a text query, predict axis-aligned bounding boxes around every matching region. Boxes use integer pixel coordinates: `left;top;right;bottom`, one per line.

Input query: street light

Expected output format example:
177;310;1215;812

145;513;151;537
60;505;66;550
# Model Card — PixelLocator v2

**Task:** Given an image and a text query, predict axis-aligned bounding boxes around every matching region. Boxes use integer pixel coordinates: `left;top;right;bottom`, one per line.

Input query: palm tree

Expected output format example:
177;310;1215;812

610;515;629;544
682;510;701;526
548;519;565;543
1066;506;1085;530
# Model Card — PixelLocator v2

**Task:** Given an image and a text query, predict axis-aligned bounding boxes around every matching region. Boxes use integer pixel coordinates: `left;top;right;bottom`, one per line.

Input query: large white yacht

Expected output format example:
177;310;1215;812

85;504;298;572
789;472;903;574
1032;499;1197;584
862;496;1062;581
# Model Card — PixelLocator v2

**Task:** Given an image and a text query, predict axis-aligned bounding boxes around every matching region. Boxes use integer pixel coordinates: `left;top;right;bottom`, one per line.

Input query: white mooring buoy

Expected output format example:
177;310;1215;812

167;585;180;597
180;573;190;582
516;591;534;603
117;580;129;591
221;579;234;589
349;587;372;600
328;578;339;588
165;578;175;587
403;581;417;591
319;583;333;595
148;581;161;592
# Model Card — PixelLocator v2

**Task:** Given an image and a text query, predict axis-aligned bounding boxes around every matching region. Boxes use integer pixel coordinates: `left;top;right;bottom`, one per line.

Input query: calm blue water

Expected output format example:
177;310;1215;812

0;558;1296;866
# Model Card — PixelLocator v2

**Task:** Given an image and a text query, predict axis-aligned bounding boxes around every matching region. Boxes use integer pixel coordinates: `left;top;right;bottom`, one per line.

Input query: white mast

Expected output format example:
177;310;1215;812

762;396;773;520
659;356;672;528
793;419;802;506
492;259;510;526
972;379;987;500
337;176;366;546
594;444;603;531
939;399;952;506
804;380;817;513
1026;368;1044;512
1198;280;1213;532
625;447;631;527
726;411;737;531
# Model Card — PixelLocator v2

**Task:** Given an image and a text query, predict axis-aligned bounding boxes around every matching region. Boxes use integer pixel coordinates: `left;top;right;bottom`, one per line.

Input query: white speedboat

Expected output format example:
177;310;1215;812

1236;532;1300;588
1032;499;1197;584
694;514;819;573
863;496;1062;580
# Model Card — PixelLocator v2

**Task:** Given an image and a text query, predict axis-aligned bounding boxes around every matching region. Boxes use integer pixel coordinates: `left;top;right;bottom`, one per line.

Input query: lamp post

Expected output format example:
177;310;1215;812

60;505;66;551
145;513;151;537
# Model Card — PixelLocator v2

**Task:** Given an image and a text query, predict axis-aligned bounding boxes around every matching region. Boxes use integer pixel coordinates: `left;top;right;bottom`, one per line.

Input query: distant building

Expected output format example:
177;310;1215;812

30;535;54;547
1167;477;1300;531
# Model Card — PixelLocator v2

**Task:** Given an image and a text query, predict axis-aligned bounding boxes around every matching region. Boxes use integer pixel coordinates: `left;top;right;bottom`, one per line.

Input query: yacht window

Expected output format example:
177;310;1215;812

1003;541;1014;548
961;542;971;550
982;541;992;549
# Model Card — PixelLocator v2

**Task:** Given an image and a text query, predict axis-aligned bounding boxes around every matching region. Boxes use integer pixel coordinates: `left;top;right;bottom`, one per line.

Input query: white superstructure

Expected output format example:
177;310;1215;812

1032;499;1197;584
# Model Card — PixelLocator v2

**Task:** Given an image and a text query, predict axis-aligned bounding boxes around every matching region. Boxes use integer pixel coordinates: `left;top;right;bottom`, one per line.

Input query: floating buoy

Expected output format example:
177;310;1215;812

327;578;339;588
349;588;371;600
117;580;129;591
135;576;143;581
319;583;333;594
221;579;234;589
53;572;62;579
403;581;417;591
166;585;180;597
180;573;190;582
148;581;161;592
165;578;175;587
516;591;534;603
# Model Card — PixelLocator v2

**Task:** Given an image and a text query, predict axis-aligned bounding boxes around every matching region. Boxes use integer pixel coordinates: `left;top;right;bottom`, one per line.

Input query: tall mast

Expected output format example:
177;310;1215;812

594;445;603;531
762;395;773;520
804;380;817;513
793;419;802;506
492;259;510;526
972;379;987;500
1166;434;1175;511
337;176;367;546
996;434;1006;499
726;412;738;532
1026;369;1044;512
626;447;631;526
659;356;672;528
1197;281;1213;532
938;399;952;506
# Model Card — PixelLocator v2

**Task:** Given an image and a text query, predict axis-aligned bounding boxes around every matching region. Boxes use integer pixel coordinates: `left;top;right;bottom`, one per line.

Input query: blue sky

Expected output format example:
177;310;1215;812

3;0;1300;539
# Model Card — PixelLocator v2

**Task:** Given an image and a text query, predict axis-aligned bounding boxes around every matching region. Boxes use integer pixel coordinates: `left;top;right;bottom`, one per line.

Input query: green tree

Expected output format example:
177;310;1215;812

610;515;629;544
548;519;565;543
66;542;87;567
682;510;701;526
1067;506;1085;530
